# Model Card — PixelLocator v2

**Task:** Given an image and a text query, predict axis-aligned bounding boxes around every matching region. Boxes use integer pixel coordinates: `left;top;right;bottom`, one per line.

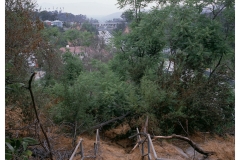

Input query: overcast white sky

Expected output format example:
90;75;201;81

36;0;126;16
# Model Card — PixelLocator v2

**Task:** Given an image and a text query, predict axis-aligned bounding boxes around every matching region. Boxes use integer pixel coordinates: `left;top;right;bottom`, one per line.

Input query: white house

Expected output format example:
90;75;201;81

98;30;112;44
51;20;63;27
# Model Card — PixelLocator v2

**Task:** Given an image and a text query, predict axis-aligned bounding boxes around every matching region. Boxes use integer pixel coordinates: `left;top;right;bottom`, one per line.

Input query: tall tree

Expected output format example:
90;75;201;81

121;10;134;23
64;29;94;53
112;2;234;134
6;0;43;84
5;0;62;109
117;0;154;21
81;22;98;34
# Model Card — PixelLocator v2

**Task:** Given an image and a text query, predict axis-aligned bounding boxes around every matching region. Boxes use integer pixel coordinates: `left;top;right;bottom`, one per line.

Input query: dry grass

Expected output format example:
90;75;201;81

104;123;131;139
5;108;235;160
203;134;235;160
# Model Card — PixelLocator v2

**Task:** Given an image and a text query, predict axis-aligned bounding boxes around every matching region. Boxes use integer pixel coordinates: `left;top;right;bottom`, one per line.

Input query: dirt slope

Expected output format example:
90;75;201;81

71;131;234;160
5;107;234;160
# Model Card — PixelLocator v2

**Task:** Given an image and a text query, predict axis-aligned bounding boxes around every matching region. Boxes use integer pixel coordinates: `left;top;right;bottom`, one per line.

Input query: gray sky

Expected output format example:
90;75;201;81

36;0;126;16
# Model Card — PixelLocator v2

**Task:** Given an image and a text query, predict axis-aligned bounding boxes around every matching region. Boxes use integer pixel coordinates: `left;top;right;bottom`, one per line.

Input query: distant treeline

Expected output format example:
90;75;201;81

36;10;99;23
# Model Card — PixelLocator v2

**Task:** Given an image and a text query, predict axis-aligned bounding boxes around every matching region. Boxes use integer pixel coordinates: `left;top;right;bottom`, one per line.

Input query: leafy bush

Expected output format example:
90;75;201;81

5;137;38;160
49;60;135;133
110;4;234;135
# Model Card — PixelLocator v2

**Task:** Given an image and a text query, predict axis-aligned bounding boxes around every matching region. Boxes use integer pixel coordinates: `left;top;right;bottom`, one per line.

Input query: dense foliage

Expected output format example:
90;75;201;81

6;1;234;159
48;60;134;132
112;0;234;134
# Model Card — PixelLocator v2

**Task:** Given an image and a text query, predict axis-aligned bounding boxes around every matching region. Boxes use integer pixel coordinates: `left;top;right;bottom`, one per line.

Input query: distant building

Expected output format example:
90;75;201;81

51;20;63;27
112;18;124;22
43;20;63;27
98;30;112;44
92;23;100;28
91;18;126;31
44;20;52;26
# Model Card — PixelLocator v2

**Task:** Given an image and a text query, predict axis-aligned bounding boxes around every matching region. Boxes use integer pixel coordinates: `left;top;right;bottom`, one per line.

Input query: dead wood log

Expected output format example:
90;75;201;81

154;134;215;156
129;132;214;157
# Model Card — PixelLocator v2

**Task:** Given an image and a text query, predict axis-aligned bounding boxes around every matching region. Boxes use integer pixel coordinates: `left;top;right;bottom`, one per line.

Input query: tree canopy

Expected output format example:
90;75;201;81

112;0;234;134
5;1;234;159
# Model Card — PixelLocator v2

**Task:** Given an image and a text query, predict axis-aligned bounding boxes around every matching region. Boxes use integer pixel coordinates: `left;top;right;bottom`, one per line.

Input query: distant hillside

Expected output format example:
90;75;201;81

90;12;123;23
38;2;123;20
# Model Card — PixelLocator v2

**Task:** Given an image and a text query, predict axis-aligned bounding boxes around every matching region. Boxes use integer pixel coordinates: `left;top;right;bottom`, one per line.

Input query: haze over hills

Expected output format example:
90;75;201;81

37;1;159;23
90;12;123;23
37;2;124;20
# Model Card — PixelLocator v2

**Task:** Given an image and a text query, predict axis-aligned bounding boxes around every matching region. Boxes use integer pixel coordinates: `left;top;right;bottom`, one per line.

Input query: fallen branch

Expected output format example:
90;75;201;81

154;134;215;156
80;112;130;134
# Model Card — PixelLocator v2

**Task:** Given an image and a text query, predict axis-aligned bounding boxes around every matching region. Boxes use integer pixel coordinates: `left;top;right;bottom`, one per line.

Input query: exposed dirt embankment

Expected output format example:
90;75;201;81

72;131;234;160
6;107;235;160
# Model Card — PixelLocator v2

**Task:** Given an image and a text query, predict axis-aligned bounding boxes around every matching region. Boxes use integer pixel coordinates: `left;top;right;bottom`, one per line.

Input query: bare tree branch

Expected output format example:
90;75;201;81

27;72;53;160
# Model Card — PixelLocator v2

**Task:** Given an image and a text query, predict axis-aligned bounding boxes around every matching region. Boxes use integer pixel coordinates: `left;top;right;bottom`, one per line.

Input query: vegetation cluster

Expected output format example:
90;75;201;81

5;0;234;159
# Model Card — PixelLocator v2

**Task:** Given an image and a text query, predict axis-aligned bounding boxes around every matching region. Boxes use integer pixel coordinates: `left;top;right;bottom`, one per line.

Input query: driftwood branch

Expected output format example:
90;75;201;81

130;133;214;156
27;72;53;160
80;112;130;134
154;134;215;156
129;117;214;159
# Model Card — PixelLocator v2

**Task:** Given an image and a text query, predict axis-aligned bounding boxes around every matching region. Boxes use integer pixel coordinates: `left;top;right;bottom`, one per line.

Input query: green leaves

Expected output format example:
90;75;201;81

81;22;98;34
5;137;38;160
41;26;67;47
5;142;14;153
49;60;135;132
111;2;234;134
64;29;94;47
22;137;38;145
60;52;83;84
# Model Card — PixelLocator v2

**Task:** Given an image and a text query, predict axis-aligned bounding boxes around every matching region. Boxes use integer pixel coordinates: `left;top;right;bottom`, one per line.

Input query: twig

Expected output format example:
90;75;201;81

208;53;223;80
177;119;189;137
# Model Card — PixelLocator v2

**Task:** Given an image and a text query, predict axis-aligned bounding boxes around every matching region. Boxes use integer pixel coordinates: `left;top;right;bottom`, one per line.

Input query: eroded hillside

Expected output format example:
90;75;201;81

6;107;234;160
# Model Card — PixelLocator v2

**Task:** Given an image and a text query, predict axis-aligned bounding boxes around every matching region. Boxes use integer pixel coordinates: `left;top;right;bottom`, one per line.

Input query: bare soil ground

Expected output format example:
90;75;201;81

71;131;234;160
6;107;235;160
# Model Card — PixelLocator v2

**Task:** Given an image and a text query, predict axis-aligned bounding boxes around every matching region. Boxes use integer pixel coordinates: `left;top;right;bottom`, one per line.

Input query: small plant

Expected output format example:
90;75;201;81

5;137;38;160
